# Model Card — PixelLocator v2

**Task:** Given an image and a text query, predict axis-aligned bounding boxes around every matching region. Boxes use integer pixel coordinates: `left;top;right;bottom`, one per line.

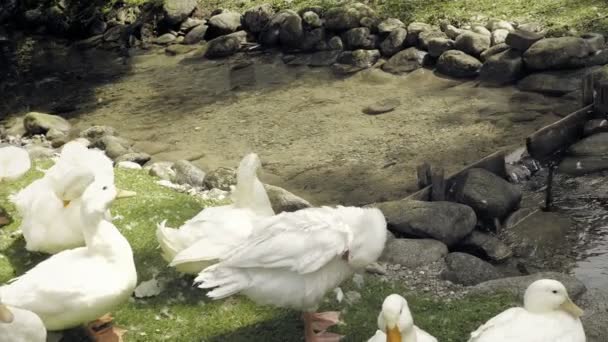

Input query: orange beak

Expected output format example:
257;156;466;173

386;325;401;342
63;200;71;208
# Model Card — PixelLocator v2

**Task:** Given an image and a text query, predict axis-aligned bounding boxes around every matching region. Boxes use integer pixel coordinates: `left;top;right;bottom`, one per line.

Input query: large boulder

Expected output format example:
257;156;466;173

479;49;524;85
523;37;592;70
427;37;454;58
264;184;312;213
382;47;427;74
568;133;608;157
441;252;502;286
183;24;208;44
379;28;407;57
205;35;241;58
371;199;477;247
453;168;522;221
378;18;405;33
471;272;586;300
206;10;242;38
242;4;275;34
480;43;510;61
455;31;491;56
336;49;380;69
380;238;448;268
516;68;590;96
173;160;206;187
558;156;608;176
342;27;375;50
406;22;432;46
302;11;322;28
259;10;302;47
505;29;544;51
23;112;70;136
163;0;197;25
324;3;376;31
418;30;448;50
456;231;512;262
436;50;482;78
581;33;605;54
491;29;510;46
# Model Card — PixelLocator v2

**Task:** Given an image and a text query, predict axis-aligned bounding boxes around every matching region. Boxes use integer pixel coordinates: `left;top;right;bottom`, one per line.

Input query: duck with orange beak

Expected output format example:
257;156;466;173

368;294;437;342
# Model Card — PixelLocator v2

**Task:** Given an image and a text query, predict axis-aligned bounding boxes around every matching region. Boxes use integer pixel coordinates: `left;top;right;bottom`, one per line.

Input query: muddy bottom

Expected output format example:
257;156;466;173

2;37;581;206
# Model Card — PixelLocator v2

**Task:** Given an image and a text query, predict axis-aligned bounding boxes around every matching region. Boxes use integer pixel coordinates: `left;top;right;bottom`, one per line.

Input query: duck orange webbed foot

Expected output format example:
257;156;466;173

85;314;126;342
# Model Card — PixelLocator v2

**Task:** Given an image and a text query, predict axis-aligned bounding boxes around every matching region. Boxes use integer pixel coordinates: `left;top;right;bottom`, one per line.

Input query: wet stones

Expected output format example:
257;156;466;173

371;199;477;247
377;18;405;34
456;231;512;262
523;37;592;70
382;47;427;74
454;168;522;221
381;238;448;268
163;0;197;25
336;49;380;69
206;10;242;39
183;24;208;44
242;4;274;34
427;37;454;58
479;49;524;85
264;184;312;213
203;167;236;191
581;33;606;54
342;27;375;50
516;68;591;96
441;252;502;286
505;29;545;51
406;22;432;46
418;30;448;50
379;28;407;57
584;119;608;137
436;50;482;78
205;35;241;58
491;29;509;46
455;31;490;57
323;3;376;31
173;160;206;187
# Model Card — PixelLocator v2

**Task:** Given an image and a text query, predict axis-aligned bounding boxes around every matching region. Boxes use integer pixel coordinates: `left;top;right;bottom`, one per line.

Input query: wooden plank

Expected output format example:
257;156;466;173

416;162;431;189
582;72;595;107
526;105;593;161
430;168;445;201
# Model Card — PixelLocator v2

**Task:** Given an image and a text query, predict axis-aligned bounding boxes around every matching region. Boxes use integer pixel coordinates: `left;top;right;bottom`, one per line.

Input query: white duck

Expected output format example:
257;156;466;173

468;279;585;342
0;301;46;342
11;141;123;253
0;145;31;182
0;181;137;334
156;153;275;274
367;294;437;342
195;206;388;342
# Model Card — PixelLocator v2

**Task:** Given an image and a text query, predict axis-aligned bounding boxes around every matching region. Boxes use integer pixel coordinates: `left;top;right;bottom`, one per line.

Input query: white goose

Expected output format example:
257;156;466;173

0;145;31;182
157;153;275;274
0;301;46;342
367;294;437;342
11;141;121;253
468;279;585;342
195;206;388;342
0;181;137;334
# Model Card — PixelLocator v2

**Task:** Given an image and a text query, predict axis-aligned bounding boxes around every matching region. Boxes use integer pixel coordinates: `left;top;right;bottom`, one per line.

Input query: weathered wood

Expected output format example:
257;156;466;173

597;81;608;115
430;168;445;201
526;105;593;161
582;73;595;106
407;150;507;201
416;162;432;189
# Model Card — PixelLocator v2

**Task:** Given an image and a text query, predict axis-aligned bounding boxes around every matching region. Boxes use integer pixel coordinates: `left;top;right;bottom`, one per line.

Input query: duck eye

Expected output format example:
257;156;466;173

552;290;558;294
102;186;108;190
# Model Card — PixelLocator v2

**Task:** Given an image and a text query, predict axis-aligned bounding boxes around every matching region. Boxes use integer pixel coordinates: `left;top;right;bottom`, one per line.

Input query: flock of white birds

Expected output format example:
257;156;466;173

0;141;588;342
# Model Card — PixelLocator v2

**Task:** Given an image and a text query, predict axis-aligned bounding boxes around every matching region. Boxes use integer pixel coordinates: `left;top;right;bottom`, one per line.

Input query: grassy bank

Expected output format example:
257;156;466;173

0;160;517;341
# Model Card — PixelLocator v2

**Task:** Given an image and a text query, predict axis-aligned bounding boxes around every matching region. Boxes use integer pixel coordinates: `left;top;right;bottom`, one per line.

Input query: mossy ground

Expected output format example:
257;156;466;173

0;160;517;341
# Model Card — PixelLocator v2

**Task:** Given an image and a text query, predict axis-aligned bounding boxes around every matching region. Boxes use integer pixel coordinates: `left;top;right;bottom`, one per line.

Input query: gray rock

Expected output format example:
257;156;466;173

337;49;380;68
471;272;587;300
147;161;176;181
505;29;545;51
579;288;608;342
115;152;151;166
342;27;374;50
278;10;303;48
581;33;605;53
480;43;510;61
24;8;42;24
324;3;376;31
455;31;491;56
584;119;608;136
363;98;400;115
203;167;236;191
180;18;205;32
328;36;344;50
23;112;70;136
418;30;448;50
472;25;491;37
568;133;608;157
406;22;432;46
491;29;510;46
442;252;502;286
259;10;299;47
444;25;464;40
379;28;407;57
94;135;131;159
264;184;312;213
559;156;608;176
80;125;116;142
380;238;448;268
516;68;590;96
487;19;514;32
382;47;427;74
183;24;208;44
480;49;524;85
207;10;242;37
242;4;274;34
436;50;482;78
284;50;340;66
454;168;522;221
378;18;405;33
166;44;197;56
173;160;206;187
457;231;512;262
46;128;68;148
302;11;322;28
205;36;241;58
428;37;455;58
524;37;592;70
371;199;476;246
154;33;176;45
163;0;197;25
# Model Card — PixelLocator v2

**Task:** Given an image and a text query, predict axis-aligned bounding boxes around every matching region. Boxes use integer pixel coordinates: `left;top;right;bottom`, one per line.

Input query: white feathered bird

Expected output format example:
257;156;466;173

0;181;137;334
195;206;388;342
0;145;31;182
468;279;585;342
156;153;275;274
367;294;437;342
0;301;46;342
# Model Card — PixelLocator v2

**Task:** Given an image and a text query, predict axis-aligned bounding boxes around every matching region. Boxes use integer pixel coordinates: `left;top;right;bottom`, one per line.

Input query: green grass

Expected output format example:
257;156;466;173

0;160;517;341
